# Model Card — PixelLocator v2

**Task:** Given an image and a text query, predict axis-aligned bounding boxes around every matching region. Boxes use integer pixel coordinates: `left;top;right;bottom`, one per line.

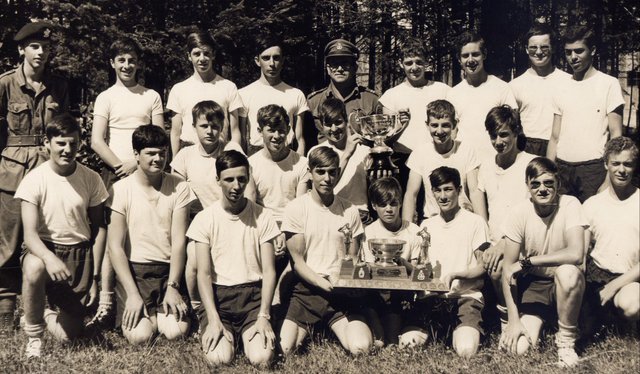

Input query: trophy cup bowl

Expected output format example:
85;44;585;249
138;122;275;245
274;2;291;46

350;113;407;154
368;239;405;267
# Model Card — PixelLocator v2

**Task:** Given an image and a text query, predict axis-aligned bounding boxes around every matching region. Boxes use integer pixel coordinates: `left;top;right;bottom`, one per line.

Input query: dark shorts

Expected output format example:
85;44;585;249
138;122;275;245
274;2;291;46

406;296;485;335
584;257;620;316
22;241;93;317
115;262;188;326
524;137;548;157
557;158;607;203
100;166;121;192
517;274;556;319
198;281;262;337
285;278;355;329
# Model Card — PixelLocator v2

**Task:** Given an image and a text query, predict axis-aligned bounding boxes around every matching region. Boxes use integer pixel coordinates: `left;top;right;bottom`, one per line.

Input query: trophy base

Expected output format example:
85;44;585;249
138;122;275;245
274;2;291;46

367;152;399;181
371;264;407;280
410;263;433;282
352;263;372;280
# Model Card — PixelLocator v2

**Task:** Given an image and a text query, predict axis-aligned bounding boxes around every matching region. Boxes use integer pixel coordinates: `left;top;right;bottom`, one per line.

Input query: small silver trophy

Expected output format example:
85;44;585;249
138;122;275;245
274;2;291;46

411;227;433;282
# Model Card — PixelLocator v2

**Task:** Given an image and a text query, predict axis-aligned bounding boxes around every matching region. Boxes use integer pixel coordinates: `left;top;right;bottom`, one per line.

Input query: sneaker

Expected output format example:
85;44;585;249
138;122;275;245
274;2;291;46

556;333;579;367
86;304;114;330
25;337;43;358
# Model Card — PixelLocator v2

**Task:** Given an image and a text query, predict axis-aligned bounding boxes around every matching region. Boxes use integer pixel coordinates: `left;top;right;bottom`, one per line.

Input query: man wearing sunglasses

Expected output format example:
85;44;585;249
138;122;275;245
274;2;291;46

306;39;379;149
509;24;571;157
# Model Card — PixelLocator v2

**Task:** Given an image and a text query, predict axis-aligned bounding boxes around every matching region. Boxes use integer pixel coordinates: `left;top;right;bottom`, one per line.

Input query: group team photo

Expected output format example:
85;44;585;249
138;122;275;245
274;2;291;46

0;0;639;373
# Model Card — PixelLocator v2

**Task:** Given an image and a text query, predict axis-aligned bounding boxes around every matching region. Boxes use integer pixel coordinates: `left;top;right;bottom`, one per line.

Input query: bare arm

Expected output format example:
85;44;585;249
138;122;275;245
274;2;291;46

295;113;306;156
107;211;138;300
259;240;277;315
91;116;122;169
162;204;189;319
467;168;487;220
528;225;585;267
285;232;332;291
88;204;107;280
229;109;242;147
151;113;165;128
170;112;183;159
607;105;623;139
402;171;422;222
501;237;522;321
546;114;562;161
245;174;257;201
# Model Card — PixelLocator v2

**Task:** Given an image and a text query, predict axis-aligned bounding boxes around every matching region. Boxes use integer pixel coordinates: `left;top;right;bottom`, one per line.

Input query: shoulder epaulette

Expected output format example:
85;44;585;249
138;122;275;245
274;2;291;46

0;69;17;80
307;87;327;100
359;86;379;96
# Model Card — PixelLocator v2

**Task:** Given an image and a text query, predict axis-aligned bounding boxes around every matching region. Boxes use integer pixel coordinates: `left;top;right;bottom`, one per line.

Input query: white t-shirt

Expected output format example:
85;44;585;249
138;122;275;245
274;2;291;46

186;199;280;286
378;80;451;151
282;194;364;276
308;142;369;211
362;219;422;263
109;173;192;264
584;188;640;274
93;84;164;162
552;67;625;162
447;75;517;162
170;141;243;212
406;140;479;217
420;209;489;301
509;68;571;141
478;152;537;241
166;74;244;144
502;195;588;278
248;149;309;223
15;162;109;245
239;80;309;147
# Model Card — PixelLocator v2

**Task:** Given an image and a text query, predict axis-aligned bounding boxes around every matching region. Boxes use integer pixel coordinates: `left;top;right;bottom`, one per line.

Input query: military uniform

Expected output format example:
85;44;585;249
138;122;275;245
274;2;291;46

0;23;69;299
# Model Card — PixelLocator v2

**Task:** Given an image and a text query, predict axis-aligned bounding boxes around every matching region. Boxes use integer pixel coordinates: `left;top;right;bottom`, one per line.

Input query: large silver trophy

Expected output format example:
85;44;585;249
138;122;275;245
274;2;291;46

349;112;408;181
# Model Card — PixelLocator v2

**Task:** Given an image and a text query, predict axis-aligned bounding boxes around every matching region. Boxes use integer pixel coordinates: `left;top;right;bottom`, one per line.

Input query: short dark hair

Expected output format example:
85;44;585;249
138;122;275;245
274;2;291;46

484;105;526;150
524;23;555;46
604;136;639;163
457;31;486;57
308;146;339;170
45;113;80;140
215;150;249;178
109;37;141;59
186;31;216;53
562;25;597;50
399;38;428;61
257;104;289;129
192;100;225;127
132;124;169;153
319;98;347;126
369;177;403;207
525;157;558;182
255;34;284;56
429;166;461;190
426;99;456;124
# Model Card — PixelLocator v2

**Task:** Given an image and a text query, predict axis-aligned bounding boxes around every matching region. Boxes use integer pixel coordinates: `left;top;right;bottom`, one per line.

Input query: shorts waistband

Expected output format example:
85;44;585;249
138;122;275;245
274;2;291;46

43;240;91;251
556;158;603;167
6;135;44;147
214;281;261;289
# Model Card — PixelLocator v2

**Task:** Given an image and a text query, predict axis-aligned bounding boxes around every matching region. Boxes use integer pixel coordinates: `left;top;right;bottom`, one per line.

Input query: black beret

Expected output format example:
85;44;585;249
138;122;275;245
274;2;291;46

324;39;359;59
13;22;53;43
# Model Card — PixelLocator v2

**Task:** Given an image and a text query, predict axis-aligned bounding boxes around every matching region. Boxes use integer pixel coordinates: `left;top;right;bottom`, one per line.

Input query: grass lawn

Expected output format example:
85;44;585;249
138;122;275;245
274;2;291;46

1;322;638;374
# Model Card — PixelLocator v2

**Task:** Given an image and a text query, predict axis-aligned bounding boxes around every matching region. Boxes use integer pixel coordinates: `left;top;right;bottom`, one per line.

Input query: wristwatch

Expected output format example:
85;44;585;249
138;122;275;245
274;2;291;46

257;312;271;321
519;256;533;270
167;281;180;290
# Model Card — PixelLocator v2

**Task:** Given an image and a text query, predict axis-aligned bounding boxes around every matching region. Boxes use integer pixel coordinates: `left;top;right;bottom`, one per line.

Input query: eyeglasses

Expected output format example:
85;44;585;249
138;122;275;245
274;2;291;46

326;59;354;70
528;180;556;189
527;45;551;55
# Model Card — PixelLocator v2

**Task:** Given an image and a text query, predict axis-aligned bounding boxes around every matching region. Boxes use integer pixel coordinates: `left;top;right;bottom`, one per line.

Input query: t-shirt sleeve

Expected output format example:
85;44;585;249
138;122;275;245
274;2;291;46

296;90;310;115
238;87;249;118
378;90;394;111
502;84;518;109
476;165;486;193
227;83;244;113
174;179;194;210
606;77;625;114
472;216;490;250
14;172;40;205
465;144;481;172
349;206;365;238
281;199;304;234
93;90;110;120
109;181;127;215
89;171;110;207
166;84;180;114
151;90;164;117
258;208;281;244
564;196;589;231
501;205;525;244
406;150;423;175
186;210;210;244
170;148;188;178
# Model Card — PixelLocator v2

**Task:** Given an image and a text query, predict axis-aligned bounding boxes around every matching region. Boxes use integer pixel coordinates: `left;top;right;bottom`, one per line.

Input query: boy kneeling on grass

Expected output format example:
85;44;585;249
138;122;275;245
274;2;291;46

18;114;109;358
108;125;192;345
500;157;587;367
361;177;422;346
187;150;279;367
279;146;373;355
402;166;489;357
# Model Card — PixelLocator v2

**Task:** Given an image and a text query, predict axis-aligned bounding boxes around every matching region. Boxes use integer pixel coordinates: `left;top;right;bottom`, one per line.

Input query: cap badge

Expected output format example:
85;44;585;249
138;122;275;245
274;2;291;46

336;42;343;50
43;28;51;38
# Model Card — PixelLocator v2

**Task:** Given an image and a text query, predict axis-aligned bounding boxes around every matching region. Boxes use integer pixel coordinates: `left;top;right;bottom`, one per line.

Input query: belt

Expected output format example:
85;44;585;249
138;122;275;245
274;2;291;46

6;135;44;147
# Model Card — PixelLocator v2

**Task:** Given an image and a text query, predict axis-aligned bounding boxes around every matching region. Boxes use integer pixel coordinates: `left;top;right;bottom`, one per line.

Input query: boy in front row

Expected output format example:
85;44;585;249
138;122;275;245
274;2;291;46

280;146;373;355
402;167;489;357
108;125;192;344
18;114;108;357
188;150;279;367
501;157;587;367
583;137;639;330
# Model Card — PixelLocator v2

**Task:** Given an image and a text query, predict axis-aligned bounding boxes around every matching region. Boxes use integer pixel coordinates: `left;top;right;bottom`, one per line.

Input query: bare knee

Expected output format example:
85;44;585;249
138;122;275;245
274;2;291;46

515;335;532;355
246;346;273;367
45;311;83;342
555;265;584;293
204;344;234;366
453;327;480;358
22;255;46;285
399;328;427;349
615;283;640;320
123;318;155;345
346;322;373;355
157;313;190;340
279;320;303;356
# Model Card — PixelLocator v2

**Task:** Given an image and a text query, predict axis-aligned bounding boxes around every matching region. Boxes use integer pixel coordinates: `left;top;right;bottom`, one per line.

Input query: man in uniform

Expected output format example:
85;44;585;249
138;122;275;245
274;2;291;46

305;39;379;149
0;22;69;331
